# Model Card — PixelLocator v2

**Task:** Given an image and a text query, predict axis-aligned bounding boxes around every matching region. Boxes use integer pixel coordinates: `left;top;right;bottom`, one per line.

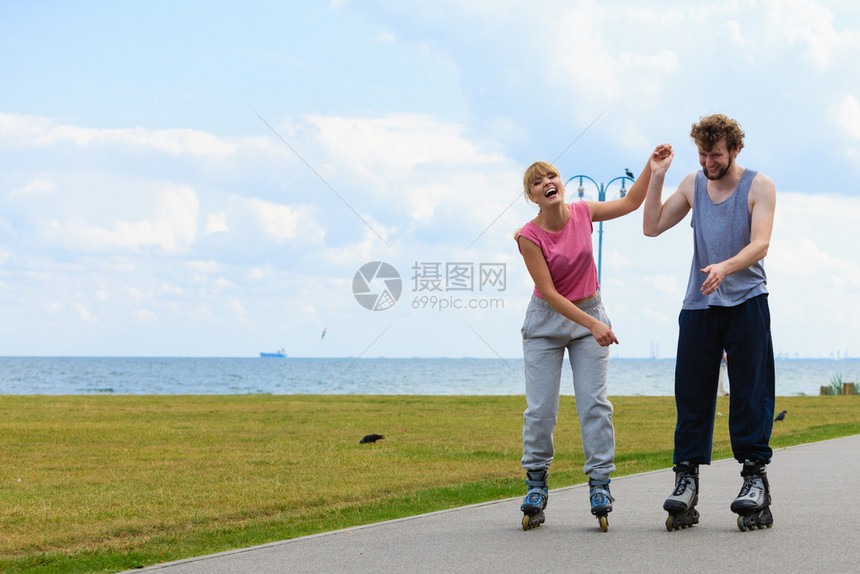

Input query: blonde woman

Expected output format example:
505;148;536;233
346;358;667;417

515;144;671;531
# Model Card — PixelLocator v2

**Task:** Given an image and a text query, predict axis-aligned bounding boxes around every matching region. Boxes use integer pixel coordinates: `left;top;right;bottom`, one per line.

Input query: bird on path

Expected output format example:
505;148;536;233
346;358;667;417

360;434;385;444
774;410;787;422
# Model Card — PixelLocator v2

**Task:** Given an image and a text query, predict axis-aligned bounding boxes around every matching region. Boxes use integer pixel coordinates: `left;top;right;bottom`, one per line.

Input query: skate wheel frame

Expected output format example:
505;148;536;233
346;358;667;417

522;512;545;531
665;509;699;531
736;506;774;532
737;514;774;532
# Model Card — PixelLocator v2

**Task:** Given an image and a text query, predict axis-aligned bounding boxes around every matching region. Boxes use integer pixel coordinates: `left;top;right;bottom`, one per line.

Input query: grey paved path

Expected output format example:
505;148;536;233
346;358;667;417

128;435;860;574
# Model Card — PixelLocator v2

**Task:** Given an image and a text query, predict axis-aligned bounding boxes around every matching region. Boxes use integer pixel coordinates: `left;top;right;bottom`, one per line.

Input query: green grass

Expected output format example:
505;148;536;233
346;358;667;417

1;394;858;573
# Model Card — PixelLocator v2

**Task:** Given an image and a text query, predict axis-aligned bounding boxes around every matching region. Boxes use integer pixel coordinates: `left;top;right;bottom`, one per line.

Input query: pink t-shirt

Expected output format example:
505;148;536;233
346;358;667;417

517;201;599;301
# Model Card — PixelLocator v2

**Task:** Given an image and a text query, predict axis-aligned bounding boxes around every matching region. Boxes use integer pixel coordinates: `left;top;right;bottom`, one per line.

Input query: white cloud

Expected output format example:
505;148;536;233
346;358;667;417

763;0;860;69
724;19;747;46
646;274;679;295
249;264;275;280
308;113;504;175
641;306;674;324
0;112;275;158
541;4;686;113
770;236;860;283
205;211;229;234
134;309;158;323
773;191;860;242
376;31;396;43
126;287;148;304
829;95;860;139
765;191;860;354
323;223;395;266
157;184;199;246
160;282;184;295
302;112;518;229
247;198;325;242
7;179;55;198
74;302;97;323
121;127;240;157
188;260;220;273
39;184;199;252
226;298;246;317
603;248;632;271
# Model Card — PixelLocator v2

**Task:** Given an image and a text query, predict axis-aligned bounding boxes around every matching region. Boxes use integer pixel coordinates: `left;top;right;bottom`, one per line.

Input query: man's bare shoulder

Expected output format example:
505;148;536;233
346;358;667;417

750;172;776;200
678;171;698;186
751;172;775;188
675;171;698;202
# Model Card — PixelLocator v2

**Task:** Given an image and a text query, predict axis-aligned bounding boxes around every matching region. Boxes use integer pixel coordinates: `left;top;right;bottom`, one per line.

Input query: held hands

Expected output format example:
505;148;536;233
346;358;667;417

590;321;619;347
650;143;674;175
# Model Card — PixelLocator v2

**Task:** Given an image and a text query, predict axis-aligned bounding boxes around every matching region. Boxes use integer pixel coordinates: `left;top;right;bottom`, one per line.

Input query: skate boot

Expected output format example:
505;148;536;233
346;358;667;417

663;462;699;531
731;460;773;531
588;477;614;532
520;469;548;531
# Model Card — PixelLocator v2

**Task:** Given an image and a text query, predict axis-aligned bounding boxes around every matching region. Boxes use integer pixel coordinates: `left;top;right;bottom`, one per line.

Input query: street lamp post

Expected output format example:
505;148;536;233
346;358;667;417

564;172;635;286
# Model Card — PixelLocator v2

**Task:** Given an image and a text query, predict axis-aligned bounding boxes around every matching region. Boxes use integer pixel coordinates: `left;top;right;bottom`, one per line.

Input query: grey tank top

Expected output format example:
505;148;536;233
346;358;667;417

682;169;768;309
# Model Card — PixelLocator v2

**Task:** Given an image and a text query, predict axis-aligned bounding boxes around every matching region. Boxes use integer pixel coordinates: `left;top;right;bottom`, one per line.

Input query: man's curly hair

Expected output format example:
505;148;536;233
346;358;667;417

690;114;745;153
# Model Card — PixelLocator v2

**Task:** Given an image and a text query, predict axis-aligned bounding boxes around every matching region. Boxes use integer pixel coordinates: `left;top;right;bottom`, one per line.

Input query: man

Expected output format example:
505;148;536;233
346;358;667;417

643;114;777;532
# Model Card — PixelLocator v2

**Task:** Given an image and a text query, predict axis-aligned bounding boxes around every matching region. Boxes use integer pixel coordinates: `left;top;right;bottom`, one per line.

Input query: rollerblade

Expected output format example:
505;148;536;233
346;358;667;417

588;477;614;532
520;469;548;530
663;462;699;531
731;460;773;531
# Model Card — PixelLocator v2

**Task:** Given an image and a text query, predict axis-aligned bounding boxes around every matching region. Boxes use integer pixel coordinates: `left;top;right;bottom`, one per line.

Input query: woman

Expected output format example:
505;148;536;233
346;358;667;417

516;144;671;531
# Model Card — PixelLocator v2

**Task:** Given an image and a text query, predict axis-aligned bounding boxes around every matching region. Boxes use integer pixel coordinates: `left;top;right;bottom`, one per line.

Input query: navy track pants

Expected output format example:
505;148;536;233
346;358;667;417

673;294;775;465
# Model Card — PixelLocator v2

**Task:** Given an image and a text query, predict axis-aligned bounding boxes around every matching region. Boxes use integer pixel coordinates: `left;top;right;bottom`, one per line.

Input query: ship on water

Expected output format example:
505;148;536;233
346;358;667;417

259;348;287;358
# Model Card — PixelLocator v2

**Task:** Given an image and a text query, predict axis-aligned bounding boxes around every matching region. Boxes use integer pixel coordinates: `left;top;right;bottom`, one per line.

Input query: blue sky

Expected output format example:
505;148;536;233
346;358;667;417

2;0;859;359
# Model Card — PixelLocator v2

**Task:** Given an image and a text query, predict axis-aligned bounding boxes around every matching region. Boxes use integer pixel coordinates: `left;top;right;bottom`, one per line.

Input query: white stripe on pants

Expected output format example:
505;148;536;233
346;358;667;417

521;293;615;480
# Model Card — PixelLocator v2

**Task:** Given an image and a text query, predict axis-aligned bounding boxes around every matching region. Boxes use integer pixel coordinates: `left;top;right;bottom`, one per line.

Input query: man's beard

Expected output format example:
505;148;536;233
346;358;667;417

705;156;734;181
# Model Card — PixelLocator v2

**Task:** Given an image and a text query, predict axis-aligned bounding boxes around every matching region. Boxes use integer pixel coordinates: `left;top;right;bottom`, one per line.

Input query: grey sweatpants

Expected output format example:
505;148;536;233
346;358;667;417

521;294;615;480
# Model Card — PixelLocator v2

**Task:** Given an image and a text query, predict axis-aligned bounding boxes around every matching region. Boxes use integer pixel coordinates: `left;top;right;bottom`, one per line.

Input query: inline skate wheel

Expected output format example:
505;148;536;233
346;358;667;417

599;515;608;532
737;514;773;532
522;512;544;531
665;507;699;531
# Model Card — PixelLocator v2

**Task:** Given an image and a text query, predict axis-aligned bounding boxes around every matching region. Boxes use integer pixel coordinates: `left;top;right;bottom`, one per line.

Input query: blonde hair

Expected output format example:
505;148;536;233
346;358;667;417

522;161;559;203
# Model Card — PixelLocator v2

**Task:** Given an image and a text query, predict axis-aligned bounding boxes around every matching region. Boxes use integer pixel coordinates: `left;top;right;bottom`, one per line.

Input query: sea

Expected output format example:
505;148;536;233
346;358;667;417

1;357;857;396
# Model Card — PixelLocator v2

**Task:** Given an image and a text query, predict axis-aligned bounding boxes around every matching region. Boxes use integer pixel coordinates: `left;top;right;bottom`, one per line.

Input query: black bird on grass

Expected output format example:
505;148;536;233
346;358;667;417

360;434;385;444
774;410;787;422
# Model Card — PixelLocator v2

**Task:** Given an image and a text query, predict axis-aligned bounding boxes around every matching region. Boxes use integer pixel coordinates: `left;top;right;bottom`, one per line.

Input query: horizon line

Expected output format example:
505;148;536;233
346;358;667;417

1;355;856;361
